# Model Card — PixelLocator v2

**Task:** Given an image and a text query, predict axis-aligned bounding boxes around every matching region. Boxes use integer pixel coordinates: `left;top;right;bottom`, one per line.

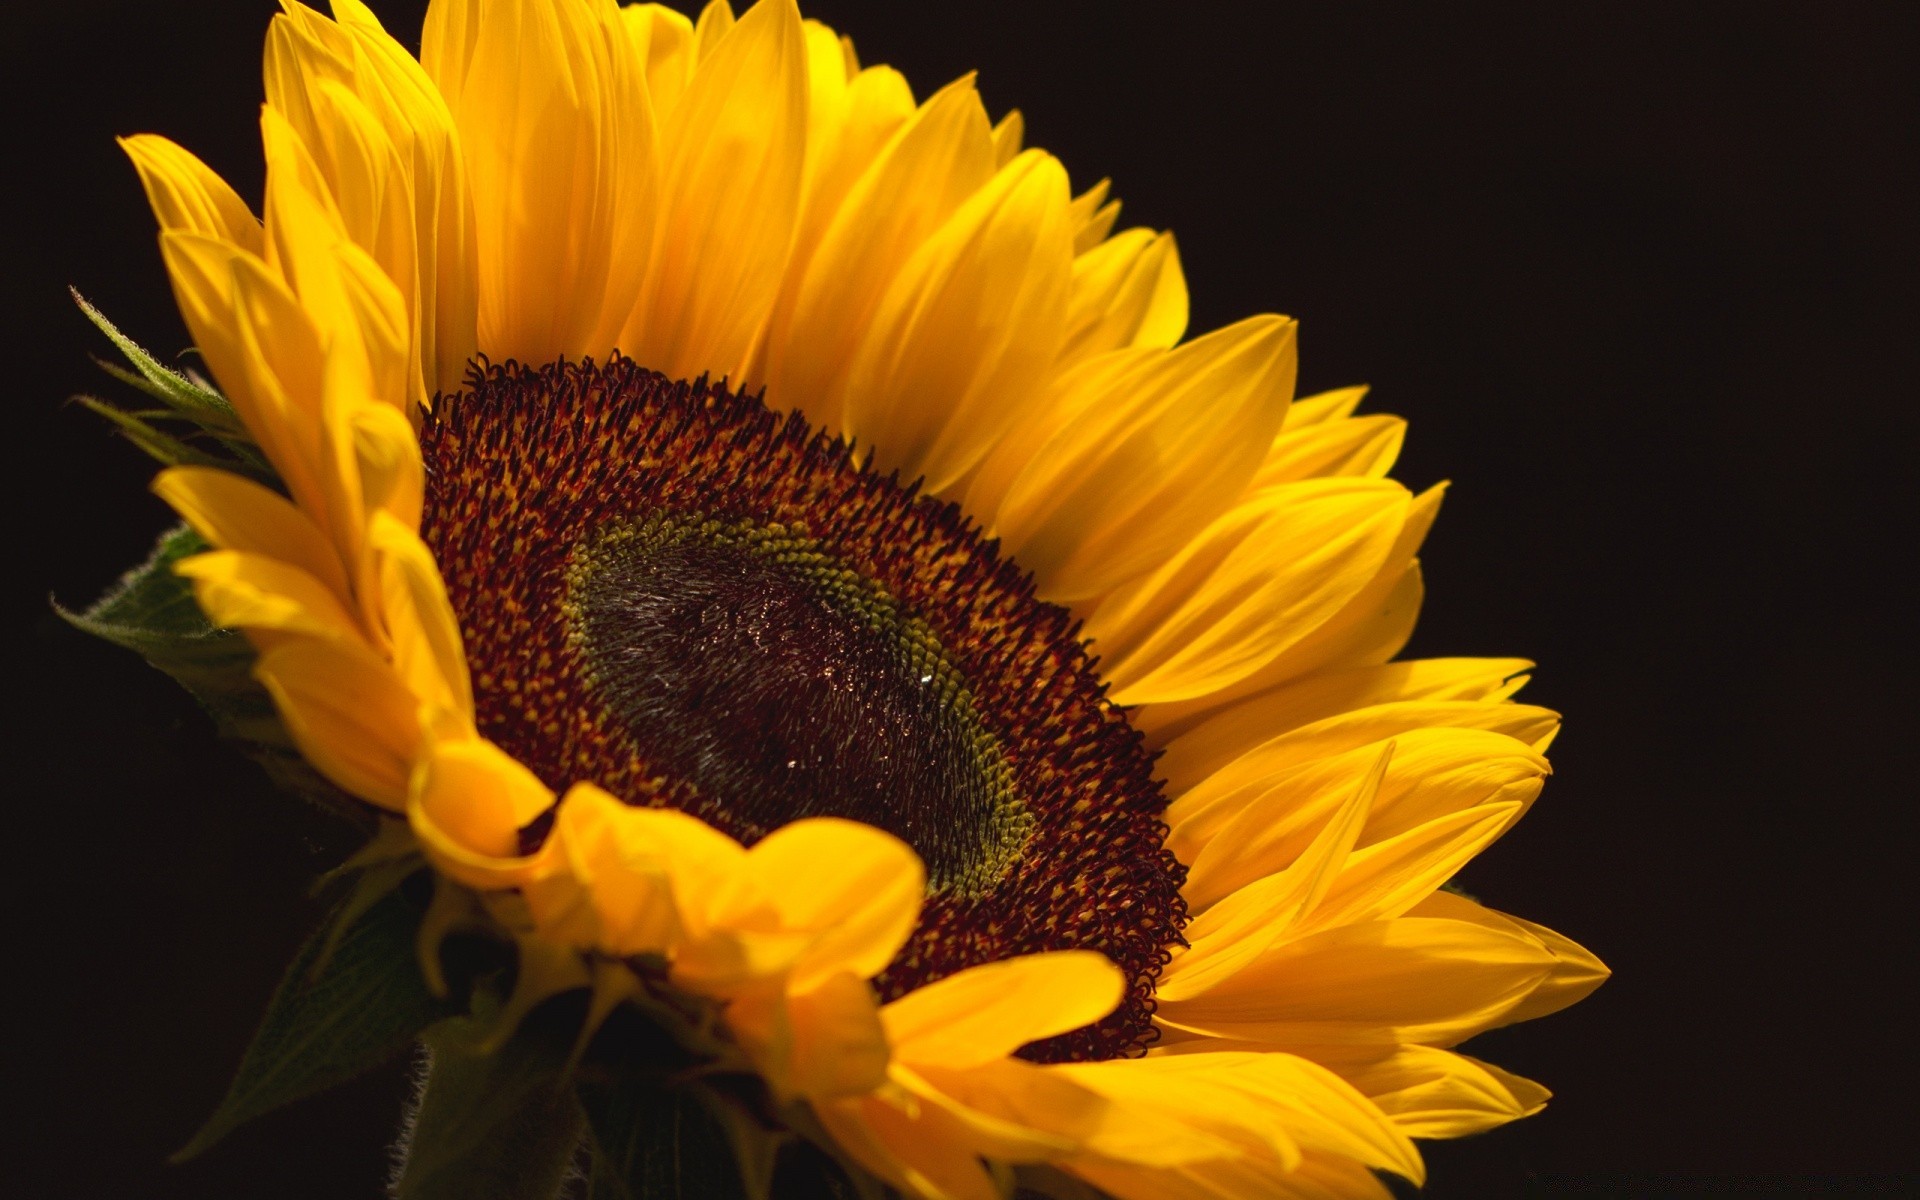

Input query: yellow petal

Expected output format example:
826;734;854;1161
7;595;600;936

981;315;1297;603
908;1057;1147;1162
622;0;805;381
1058;226;1188;365
1088;480;1411;705
759;74;996;431
1155;918;1554;1050
693;0;737;62
890;1062;1084;1162
1305;1044;1549;1139
1157;745;1389;1002
1080;1150;1401;1200
348;400;425;532
407;734;554;888
1054;1051;1423;1182
267;0;481;405
1169;727;1548;907
157;234;330;520
1139;484;1443;721
1253;414;1406;486
255;635;422;809
1070;177;1120;253
1135;654;1533;749
1293;801;1524;936
174;549;361;647
745;818;926;988
119;134;261;253
814;1090;1003;1200
1409;892;1609;1024
152;465;351;603
523;783;684;956
425;0;653;365
767;970;891;1099
1281;385;1369;430
840;149;1074;494
1160;697;1559;797
883;951;1125;1069
1235;485;1443;688
798;17;855;200
990;108;1024;166
788;62;918;262
369;511;473;722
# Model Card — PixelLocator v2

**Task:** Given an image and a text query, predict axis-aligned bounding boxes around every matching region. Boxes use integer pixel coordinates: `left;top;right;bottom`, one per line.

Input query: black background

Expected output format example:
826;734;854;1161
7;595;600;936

6;2;1914;1196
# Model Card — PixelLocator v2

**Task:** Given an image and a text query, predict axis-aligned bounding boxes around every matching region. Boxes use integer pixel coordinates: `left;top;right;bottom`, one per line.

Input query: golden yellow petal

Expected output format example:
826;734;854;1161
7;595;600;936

1160;697;1559;797
1281;385;1370;430
618;3;696;117
693;0;737;62
152;465;351;603
1058;226;1189;365
522;783;683;956
1293;802;1525;936
764;970;891;1099
157;234;329;519
118;134;262;253
255;635;422;809
1135;654;1534;749
407;734;554;888
1141;484;1443;723
1169;727;1548;907
759;74;995;431
1088;480;1412;705
814;1090;1003;1200
1253;414;1407;487
981;316;1297;603
745;818;926;988
369;511;473;722
1069;177;1121;253
1155;917;1554;1050
882;951;1125;1069
267;3;473;404
1054;1050;1422;1182
623;0;805;381
840;148;1074;493
1157;745;1389;1002
174;549;361;651
990;107;1024;166
424;0;653;365
1304;1043;1550;1139
1409;891;1609;1024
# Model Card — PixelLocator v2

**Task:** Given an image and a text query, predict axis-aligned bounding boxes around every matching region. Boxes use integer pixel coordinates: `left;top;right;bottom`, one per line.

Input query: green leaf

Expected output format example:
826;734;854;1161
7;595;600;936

579;1078;754;1200
61;522;370;826
73;287;237;421
73;290;275;482
176;882;449;1160
393;1005;586;1200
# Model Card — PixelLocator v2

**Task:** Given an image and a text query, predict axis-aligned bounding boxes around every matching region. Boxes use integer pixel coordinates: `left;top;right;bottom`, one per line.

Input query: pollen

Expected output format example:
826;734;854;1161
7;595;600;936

420;356;1187;1061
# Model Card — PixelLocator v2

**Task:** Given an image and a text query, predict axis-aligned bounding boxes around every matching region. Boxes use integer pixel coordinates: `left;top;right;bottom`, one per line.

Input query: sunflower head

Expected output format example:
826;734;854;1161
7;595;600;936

69;0;1606;1196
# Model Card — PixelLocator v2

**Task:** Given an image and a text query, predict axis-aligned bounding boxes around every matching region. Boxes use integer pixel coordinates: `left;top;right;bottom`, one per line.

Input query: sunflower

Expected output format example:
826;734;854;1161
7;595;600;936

87;0;1606;1196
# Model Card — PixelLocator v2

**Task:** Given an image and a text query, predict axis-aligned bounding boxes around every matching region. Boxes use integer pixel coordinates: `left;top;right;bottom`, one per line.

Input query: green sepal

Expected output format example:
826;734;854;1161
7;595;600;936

393;993;588;1200
175;879;452;1161
60;521;371;829
71;290;274;482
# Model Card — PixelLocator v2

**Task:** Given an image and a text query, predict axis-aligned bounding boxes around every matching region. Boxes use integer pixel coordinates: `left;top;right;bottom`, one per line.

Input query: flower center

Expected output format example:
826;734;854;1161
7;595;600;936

420;356;1187;1060
563;514;1028;895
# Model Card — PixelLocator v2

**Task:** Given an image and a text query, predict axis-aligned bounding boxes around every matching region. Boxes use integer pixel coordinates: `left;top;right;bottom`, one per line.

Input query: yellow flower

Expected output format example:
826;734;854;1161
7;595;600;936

118;0;1606;1195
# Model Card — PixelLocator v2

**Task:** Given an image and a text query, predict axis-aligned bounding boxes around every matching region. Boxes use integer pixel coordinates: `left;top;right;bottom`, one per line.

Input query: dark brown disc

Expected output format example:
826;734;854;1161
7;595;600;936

419;355;1187;1061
